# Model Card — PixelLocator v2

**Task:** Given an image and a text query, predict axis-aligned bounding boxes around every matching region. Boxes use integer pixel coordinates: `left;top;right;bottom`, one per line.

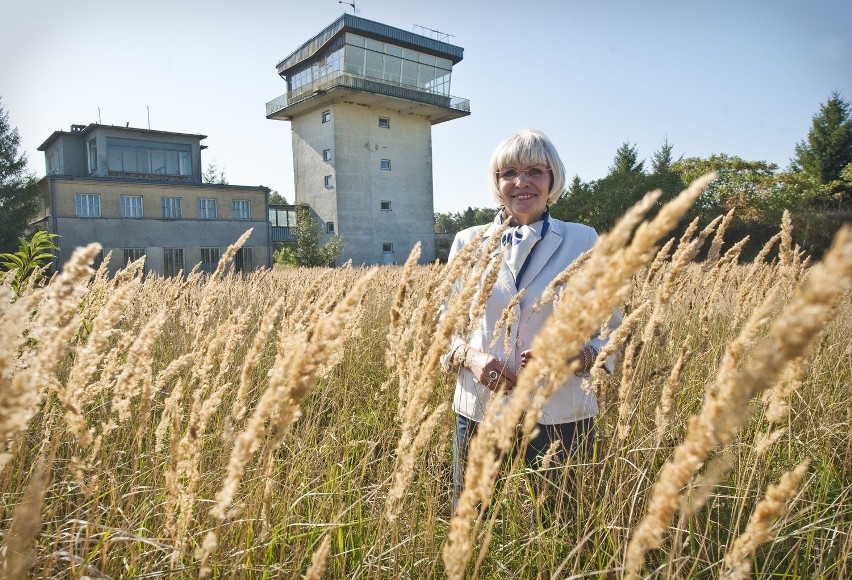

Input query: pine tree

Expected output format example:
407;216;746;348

792;91;852;184
0;98;40;253
650;137;680;175
608;142;645;175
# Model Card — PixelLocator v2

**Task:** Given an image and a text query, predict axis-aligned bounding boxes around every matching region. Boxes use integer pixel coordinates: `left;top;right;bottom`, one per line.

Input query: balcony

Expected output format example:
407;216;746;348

266;71;470;125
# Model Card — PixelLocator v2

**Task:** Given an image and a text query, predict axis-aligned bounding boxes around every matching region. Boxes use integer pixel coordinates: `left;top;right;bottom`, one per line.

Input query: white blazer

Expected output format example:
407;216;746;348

447;218;619;424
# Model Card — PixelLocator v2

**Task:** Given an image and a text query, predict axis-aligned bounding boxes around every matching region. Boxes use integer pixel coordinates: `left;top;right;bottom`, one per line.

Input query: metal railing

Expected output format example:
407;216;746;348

266;71;470;117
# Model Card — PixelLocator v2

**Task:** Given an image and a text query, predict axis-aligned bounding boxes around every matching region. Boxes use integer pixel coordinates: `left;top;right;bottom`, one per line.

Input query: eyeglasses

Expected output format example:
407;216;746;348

496;166;551;181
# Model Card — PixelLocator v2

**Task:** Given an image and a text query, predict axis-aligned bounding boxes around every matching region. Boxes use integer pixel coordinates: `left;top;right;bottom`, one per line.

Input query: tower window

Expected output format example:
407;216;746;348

382;243;393;253
323;149;331;162
378;117;390;128
380;200;391;211
326;221;335;234
322;110;331;123
324;175;333;188
380;159;391;171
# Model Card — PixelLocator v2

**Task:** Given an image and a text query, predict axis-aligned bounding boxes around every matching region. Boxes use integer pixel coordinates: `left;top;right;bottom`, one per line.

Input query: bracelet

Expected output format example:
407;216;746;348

446;343;468;373
577;345;598;374
586;346;598;372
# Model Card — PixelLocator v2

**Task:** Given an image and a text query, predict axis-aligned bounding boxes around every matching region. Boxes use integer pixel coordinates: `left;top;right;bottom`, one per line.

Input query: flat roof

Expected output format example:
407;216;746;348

275;13;464;75
38;174;269;192
38;123;208;151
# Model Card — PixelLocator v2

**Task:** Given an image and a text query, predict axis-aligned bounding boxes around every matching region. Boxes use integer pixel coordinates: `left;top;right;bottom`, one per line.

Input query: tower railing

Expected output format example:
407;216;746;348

266;71;470;117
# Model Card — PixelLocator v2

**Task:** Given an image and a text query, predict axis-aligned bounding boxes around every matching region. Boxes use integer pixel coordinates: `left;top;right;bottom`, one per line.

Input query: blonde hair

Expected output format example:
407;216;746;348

487;129;567;207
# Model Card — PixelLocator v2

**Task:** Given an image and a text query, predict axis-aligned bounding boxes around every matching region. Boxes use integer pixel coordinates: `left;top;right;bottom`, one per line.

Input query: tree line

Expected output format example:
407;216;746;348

3;93;850;260
436;92;852;258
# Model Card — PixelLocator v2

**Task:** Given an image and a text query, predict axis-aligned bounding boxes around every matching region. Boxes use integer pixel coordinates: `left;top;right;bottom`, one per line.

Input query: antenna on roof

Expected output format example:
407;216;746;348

339;1;355;14
412;24;454;43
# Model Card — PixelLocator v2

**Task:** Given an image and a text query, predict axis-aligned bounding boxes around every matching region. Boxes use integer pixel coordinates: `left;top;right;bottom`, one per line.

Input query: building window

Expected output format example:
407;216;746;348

269;207;296;227
106;138;191;177
378;117;390;128
235;247;253;273
323;149;331;162
120;195;143;218
122;248;145;266
87;139;97;174
380;200;391;211
322;110;331;123
380;159;391;171
324;175;333;188
382;242;393;253
200;247;220;274
326;221;335;234
233;199;250;220
162;197;182;219
75;194;101;217
163;248;184;277
198;198;217;219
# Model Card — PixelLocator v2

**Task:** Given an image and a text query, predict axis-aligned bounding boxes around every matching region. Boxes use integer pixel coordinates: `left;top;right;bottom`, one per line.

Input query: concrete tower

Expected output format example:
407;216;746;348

266;14;469;265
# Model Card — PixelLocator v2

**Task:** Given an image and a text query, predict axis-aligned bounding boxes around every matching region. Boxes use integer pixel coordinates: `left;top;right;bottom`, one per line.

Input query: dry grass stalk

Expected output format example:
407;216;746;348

616;337;641;441
109;309;168;424
532;249;591;310
0;459;46;579
65;277;140;404
764;355;809;424
640;237;676;296
155;378;184;454
589;300;650;392
705;208;736;268
229;295;287;429
24;244;101;449
642;214;722;343
213;227;253;280
211;270;376;522
721;460;810;579
0;293;44;450
625;226;852;577
488;289;523;351
754;428;786;457
305;532;332;580
679;451;733;519
386;243;421;368
655;339;691;444
464;227;509;339
443;174;717;579
384;230;503;522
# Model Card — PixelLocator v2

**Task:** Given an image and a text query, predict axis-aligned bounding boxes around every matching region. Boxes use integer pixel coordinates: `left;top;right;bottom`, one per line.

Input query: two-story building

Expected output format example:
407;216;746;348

37;123;271;275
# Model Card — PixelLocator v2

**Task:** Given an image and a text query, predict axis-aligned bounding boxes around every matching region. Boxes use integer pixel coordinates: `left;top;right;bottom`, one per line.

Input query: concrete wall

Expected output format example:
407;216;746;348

45;177;269;275
44;134;87;176
292;102;436;265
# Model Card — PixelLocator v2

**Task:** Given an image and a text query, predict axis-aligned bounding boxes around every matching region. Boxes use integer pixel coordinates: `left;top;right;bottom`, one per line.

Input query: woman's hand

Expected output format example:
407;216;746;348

464;348;517;392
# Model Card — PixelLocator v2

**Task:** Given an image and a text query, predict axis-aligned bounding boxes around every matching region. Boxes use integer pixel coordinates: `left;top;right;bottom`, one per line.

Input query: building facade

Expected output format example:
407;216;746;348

266;14;469;265
38;124;271;275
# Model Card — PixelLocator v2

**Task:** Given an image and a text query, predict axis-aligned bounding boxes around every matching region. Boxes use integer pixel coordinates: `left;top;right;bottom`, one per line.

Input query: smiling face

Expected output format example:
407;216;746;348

497;163;552;225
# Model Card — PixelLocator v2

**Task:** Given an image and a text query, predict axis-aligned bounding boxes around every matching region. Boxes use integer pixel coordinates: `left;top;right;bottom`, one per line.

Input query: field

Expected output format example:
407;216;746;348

1;185;851;578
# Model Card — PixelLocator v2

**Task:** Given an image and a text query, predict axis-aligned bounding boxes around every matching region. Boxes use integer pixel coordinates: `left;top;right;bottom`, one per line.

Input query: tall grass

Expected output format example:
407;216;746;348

1;196;850;578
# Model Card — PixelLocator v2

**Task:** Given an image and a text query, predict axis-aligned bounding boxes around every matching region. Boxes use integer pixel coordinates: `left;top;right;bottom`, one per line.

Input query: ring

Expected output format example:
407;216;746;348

488;370;499;381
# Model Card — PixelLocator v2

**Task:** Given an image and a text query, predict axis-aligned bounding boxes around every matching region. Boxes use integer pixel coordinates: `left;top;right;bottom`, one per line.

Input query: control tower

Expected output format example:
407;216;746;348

266;14;470;264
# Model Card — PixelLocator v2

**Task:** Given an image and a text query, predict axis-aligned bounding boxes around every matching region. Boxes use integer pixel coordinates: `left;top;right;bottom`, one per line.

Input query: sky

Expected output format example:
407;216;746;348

3;0;850;213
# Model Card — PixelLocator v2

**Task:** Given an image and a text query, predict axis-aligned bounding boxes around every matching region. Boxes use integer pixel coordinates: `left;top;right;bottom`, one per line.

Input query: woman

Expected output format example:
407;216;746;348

445;129;617;512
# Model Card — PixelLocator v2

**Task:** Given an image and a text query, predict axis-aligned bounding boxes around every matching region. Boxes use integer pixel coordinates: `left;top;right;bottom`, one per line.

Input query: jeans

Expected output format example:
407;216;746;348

452;413;594;514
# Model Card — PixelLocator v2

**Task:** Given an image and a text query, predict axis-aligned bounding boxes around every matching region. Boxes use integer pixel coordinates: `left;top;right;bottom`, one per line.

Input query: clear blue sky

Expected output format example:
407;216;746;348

4;0;850;213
